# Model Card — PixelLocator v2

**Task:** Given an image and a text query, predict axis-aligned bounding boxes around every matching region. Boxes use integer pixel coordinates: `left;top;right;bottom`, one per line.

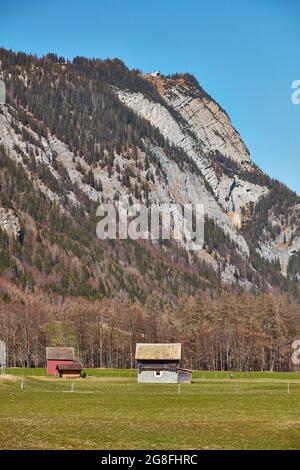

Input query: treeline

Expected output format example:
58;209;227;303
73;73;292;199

0;291;298;371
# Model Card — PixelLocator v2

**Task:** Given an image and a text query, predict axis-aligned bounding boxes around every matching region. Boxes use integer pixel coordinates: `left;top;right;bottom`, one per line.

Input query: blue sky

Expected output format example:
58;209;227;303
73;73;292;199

1;0;300;194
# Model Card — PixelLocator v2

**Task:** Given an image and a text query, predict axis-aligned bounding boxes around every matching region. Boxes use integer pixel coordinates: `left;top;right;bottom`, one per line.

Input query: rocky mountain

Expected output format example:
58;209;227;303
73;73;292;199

0;48;299;305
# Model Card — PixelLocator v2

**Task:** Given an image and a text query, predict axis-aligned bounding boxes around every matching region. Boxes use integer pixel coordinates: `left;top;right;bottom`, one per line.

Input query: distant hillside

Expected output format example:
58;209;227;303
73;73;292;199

0;48;299;370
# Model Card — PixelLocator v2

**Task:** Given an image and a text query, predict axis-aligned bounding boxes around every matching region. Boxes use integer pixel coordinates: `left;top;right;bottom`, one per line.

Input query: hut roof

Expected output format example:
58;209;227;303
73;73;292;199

135;343;181;361
46;347;75;361
56;362;83;371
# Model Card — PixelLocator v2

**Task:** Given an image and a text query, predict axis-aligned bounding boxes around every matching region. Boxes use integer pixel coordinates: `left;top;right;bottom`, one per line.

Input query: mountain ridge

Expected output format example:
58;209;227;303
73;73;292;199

0;48;299;301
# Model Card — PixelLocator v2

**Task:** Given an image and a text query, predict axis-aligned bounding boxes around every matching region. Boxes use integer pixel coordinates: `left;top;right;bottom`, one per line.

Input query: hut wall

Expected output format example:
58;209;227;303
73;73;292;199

138;370;178;383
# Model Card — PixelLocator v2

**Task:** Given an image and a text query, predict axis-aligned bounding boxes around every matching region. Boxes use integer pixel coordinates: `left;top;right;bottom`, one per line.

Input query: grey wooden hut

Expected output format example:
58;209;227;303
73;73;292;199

135;343;191;383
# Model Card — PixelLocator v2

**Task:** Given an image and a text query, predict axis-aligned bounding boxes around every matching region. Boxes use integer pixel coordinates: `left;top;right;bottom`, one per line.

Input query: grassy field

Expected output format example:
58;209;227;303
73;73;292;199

1;369;300;450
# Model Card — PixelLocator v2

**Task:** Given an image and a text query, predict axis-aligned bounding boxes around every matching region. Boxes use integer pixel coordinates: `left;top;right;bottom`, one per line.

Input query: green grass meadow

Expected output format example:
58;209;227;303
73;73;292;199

1;369;300;449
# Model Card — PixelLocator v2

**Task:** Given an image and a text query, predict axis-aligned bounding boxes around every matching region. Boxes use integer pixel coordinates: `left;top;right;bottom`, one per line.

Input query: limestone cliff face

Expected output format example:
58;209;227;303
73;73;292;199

114;82;267;217
0;207;20;238
257;204;300;275
112;75;299;281
162;78;250;164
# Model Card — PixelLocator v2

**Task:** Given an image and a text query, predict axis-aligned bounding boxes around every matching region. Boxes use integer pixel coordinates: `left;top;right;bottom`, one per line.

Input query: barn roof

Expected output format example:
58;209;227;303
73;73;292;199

135;343;181;361
46;347;75;361
56;362;83;371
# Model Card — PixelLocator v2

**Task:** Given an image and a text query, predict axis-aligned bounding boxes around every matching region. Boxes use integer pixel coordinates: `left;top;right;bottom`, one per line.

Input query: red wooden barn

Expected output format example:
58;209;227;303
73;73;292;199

46;347;75;375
